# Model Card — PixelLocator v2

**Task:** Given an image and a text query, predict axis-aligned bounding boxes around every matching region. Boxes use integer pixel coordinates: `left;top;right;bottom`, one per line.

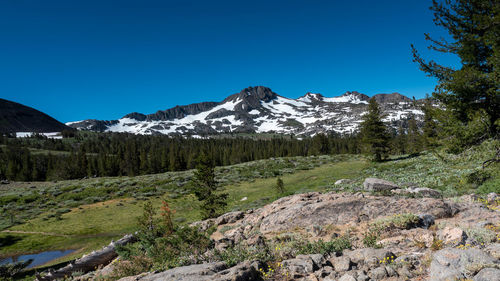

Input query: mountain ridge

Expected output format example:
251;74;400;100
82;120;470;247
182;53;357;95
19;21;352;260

0;98;72;134
67;86;425;136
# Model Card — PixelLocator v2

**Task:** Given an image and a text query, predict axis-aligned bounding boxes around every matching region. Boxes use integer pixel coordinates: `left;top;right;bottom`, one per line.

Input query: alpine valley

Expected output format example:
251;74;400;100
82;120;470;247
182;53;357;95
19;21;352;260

67;86;425;136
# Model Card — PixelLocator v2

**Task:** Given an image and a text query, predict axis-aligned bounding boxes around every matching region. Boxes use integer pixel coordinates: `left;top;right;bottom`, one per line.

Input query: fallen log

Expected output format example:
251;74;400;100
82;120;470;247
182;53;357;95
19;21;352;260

35;234;136;281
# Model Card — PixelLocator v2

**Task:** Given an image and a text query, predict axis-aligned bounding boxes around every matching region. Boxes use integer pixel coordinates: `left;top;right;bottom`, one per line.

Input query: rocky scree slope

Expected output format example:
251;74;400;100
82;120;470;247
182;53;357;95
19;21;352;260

75;179;499;281
67;86;425;136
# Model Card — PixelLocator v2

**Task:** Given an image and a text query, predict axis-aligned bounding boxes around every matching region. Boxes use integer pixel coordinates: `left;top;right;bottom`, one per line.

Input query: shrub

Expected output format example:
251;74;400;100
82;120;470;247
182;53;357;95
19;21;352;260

275;177;285;194
292;236;351;256
466;170;491;186
362;230;380;248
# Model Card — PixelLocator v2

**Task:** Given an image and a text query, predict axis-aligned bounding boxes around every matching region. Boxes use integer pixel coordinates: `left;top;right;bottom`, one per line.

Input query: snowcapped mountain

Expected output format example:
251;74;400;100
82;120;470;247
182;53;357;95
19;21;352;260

67;86;424;136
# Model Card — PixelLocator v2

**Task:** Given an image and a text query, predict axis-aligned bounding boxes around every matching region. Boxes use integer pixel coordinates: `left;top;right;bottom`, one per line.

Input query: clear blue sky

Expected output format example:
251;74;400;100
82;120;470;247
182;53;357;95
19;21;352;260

0;0;459;122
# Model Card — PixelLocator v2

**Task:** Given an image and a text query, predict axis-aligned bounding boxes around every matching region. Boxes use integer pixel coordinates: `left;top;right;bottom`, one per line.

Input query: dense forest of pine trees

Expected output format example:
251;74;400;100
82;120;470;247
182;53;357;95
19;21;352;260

0;126;433;182
0;132;364;181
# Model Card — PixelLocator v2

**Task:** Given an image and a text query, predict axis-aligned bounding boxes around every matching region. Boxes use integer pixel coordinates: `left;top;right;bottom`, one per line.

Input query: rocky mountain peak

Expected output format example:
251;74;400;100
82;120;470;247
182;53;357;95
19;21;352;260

372;92;412;104
341;91;370;101
298;92;324;102
67;86;426;136
224;86;277;103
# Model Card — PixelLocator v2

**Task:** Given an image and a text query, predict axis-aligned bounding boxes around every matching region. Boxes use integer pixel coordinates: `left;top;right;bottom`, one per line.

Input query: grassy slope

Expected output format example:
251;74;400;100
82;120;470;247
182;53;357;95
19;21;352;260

1;140;498;268
0;155;366;261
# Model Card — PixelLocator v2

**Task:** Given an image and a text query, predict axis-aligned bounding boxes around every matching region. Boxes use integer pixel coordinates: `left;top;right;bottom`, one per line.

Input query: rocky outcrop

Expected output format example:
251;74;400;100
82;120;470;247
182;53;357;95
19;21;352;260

363;178;399;192
240;192;453;234
116;261;260;281
78;188;499;281
391;187;442;198
430;247;498;281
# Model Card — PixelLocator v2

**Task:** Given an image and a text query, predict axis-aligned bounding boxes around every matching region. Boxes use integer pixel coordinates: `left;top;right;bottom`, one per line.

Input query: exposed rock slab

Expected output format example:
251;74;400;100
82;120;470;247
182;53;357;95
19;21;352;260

363;178;399;192
240;192;454;234
430;247;497;281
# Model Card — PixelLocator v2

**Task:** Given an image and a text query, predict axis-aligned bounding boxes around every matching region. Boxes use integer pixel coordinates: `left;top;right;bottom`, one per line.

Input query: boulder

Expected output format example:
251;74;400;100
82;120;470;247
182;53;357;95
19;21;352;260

137;262;227;281
213;261;261;281
330;256;352;272
438;227;468;246
189;219;216;232
282;257;315;276
485;243;500;259
430;247;496;281
242;192;454;234
487;192;498;204
296;254;325;270
473;268;500;281
338;273;356;281
368;267;388;280
408;187;441;198
363;178;398;192
334;179;352;185
343;248;395;268
215;211;245;226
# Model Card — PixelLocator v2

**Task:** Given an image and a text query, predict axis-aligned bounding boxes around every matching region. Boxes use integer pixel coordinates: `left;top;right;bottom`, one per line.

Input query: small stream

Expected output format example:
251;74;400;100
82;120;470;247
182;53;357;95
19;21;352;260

0;249;75;268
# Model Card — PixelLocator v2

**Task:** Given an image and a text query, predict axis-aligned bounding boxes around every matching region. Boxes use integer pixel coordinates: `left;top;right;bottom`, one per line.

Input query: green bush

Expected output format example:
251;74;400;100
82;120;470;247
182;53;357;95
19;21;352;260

291;236;352;256
466;170;491;186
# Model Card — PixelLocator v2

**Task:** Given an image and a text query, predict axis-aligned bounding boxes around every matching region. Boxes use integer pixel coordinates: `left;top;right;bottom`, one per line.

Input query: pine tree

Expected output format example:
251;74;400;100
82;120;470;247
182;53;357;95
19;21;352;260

275;177;285;194
411;0;499;146
421;96;439;149
191;153;227;219
407;115;422;154
359;98;391;162
395;123;407;155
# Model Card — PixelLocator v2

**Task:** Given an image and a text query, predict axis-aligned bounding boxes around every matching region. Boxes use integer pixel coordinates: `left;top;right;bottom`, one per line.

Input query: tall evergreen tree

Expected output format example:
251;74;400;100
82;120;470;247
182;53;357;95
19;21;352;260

360;98;391;162
421;96;440;149
407;115;422;154
412;0;499;147
191;153;227;219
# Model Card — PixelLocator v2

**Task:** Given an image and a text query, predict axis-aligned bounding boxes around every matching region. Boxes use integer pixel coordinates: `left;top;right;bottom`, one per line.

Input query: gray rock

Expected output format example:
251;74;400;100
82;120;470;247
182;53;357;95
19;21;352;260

356;271;370;281
344;248;395;268
385;265;398;277
314;265;334;278
215;211;245;226
338;273;357;281
282;257;314;275
438;227;468;246
241;192;455;234
213;261;261;281
485;243;500;259
335;179;352;185
430;248;496;281
331;256;352;272
473;268;500;281
487;192;498;204
296;254;325;270
408;187;441;198
363;178;399;192
368;267;388;280
396;265;414;279
138;262;227;281
189;219;216;232
394;253;421;268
